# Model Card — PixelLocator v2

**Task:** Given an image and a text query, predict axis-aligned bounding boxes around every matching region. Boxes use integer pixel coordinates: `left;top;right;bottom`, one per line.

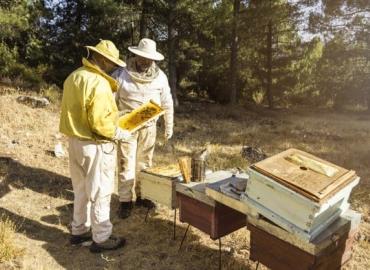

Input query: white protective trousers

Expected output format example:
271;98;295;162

117;124;156;202
68;137;116;243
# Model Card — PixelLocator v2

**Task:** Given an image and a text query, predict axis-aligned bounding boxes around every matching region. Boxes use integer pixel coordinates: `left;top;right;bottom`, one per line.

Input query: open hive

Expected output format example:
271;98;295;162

140;164;183;209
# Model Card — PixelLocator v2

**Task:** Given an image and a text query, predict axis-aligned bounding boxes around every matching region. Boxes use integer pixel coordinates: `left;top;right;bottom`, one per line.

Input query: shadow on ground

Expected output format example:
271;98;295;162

0;156;251;270
0;156;72;200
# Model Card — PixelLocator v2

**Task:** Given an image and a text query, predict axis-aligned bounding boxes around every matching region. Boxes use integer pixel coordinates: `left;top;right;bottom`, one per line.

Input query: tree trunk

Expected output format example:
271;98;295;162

266;20;273;109
168;0;179;107
139;0;151;39
229;0;240;105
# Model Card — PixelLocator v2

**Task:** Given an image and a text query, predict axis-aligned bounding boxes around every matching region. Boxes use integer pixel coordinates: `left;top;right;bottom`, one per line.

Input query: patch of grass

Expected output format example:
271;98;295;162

40;84;61;104
0;215;23;263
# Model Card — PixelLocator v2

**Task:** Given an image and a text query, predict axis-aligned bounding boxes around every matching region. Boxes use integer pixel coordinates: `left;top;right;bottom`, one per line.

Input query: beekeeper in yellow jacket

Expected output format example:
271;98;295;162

59;40;131;253
112;38;174;219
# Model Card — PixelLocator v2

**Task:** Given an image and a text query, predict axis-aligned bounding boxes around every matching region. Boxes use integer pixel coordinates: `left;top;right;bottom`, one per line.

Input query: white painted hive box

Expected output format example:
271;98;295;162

244;148;359;241
140;164;183;209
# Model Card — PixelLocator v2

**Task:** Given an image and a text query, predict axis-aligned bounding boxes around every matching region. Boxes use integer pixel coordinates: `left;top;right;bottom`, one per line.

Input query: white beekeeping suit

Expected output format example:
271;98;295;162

60;40;130;253
112;38;174;218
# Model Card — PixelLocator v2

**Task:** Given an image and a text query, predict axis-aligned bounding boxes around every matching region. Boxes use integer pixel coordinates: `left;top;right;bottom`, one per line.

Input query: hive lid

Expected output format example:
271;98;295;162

250;148;357;202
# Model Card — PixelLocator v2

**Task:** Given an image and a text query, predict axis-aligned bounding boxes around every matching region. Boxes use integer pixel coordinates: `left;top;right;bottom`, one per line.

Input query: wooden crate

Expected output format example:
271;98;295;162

248;209;361;270
177;193;246;240
139;165;182;209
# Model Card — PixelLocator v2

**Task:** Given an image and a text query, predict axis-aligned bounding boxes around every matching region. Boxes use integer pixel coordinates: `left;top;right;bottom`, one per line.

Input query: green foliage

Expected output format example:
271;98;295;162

0;0;368;109
0;0;46;87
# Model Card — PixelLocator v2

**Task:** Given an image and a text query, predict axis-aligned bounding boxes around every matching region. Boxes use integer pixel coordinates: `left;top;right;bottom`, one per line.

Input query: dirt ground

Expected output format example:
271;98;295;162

0;87;369;270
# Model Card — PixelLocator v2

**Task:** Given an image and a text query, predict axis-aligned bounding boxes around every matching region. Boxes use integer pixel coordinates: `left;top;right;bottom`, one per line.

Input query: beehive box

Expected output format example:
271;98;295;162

177;193;246;240
139;164;182;209
118;100;165;132
176;171;247;239
248;209;361;270
244;148;359;241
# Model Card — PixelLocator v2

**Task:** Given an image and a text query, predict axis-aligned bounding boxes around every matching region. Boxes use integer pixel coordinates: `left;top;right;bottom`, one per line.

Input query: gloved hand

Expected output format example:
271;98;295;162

113;127;132;141
164;127;173;141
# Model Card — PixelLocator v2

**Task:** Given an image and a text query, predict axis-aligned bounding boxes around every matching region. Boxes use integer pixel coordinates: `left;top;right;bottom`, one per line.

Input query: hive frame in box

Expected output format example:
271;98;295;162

118;100;165;133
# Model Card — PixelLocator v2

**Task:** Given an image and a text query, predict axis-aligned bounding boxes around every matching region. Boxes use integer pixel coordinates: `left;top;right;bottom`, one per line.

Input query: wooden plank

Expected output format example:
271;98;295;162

251;148;356;202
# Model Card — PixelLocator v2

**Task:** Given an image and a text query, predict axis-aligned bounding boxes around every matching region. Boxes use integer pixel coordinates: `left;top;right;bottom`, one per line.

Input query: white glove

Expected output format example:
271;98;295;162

164;127;173;141
113;127;132;141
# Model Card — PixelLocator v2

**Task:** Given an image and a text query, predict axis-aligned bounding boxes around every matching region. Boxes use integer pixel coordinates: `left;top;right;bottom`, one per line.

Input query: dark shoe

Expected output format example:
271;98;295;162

89;235;126;253
119;201;133;219
70;231;92;245
136;197;155;209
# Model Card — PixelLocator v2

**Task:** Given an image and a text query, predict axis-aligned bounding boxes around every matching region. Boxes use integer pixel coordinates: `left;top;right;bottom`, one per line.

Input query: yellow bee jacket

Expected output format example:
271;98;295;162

59;58;119;141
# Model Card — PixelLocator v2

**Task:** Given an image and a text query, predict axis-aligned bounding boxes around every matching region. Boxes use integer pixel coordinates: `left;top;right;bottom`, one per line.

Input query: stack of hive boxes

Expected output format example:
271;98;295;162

242;148;361;269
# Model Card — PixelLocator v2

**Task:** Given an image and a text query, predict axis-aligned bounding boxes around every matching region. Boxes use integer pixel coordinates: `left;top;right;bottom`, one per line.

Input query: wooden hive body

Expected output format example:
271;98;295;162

248;209;361;270
139;165;182;209
176;171;247;239
244;148;359;240
177;193;246;240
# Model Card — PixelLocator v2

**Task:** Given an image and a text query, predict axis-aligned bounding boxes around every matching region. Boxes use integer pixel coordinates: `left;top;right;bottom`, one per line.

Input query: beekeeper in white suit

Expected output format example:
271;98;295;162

112;38;174;219
60;40;131;252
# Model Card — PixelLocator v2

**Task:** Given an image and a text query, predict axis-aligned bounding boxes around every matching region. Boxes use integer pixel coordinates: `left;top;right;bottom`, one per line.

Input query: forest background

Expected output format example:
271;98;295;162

0;0;369;110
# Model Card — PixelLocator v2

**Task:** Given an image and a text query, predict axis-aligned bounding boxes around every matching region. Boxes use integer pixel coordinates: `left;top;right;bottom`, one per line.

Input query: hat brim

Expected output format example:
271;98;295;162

128;46;164;61
86;46;126;67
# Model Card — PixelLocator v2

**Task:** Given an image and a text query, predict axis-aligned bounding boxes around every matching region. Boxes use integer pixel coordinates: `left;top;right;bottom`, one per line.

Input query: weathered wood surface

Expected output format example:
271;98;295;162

245;167;359;237
176;170;233;206
251;148;357;202
247;209;361;255
177;193;246;240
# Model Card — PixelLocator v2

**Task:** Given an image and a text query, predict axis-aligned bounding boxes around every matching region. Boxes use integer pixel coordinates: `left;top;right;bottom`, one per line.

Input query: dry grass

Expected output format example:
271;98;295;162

0;215;23;263
0;87;369;269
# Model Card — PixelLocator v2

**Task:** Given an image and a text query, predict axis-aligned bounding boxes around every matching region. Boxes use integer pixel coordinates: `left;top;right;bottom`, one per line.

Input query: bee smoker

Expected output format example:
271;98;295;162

191;149;208;182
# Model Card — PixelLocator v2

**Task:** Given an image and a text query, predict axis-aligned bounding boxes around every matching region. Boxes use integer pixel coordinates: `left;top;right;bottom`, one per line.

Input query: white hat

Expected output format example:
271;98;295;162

128;38;164;61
